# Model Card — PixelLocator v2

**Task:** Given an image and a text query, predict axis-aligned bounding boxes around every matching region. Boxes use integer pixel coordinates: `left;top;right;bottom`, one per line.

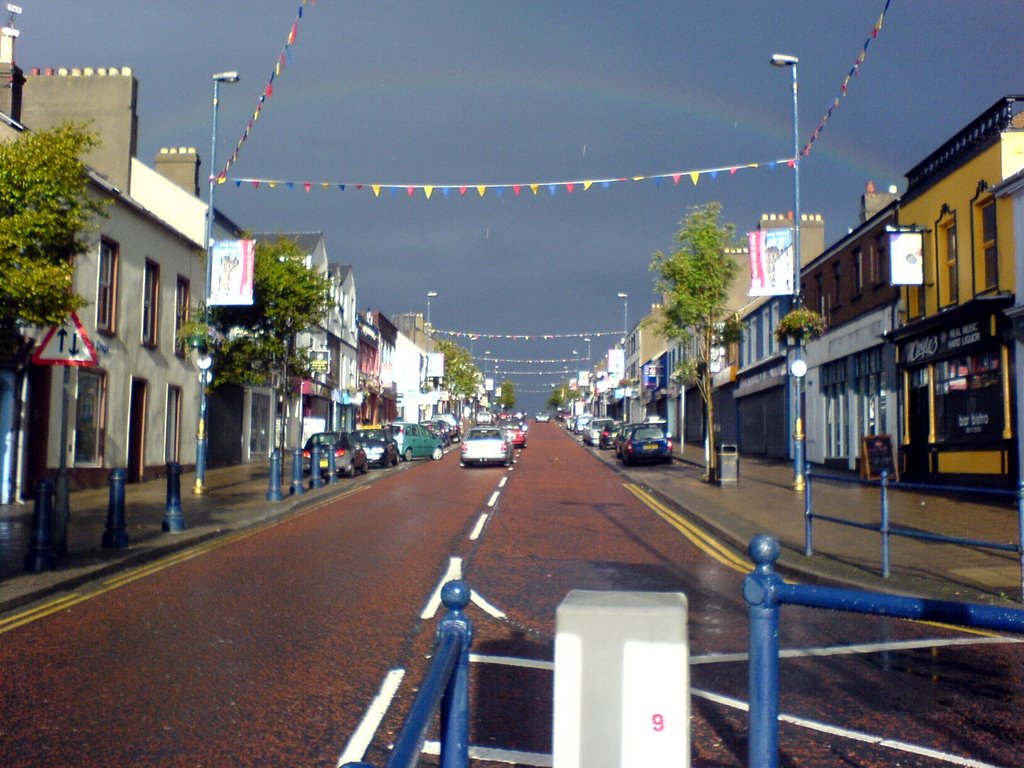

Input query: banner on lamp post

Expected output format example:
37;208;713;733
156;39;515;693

209;239;255;306
748;228;794;296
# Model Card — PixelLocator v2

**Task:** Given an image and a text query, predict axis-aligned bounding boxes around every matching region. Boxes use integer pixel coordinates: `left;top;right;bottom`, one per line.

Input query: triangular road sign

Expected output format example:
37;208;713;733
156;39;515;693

31;312;99;366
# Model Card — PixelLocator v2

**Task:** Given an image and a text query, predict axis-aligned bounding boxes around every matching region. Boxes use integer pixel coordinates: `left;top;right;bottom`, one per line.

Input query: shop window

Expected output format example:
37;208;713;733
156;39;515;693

979;199;997;290
821;359;847;459
97;239;118;334
250;392;272;454
934;352;1000;443
74;369;105;465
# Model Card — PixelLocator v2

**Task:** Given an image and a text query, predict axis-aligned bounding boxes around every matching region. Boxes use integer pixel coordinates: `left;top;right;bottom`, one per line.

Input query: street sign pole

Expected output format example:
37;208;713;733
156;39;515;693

54;365;70;555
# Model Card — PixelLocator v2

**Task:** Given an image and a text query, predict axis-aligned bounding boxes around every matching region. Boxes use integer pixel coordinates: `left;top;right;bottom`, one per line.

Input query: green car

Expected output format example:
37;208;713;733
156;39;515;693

387;422;444;462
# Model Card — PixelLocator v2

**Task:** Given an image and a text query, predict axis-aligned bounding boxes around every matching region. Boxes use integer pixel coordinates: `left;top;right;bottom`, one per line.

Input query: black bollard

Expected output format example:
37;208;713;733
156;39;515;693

266;449;284;502
25;479;57;572
290;447;305;495
309;445;324;489
102;468;130;548
162;462;185;532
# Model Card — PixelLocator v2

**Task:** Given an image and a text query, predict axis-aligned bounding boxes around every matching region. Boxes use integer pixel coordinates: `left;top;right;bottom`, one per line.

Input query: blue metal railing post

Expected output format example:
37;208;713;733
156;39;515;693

309;445;323;489
163;462;185;533
1017;482;1024;602
290;447;305;496
102;468;130;548
742;535;783;768
266;449;284;502
327;444;338;484
880;470;890;578
803;465;813;556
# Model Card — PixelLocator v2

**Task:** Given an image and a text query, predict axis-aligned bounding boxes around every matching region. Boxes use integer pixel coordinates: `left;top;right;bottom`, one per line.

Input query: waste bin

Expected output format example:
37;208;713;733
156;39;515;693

717;444;738;486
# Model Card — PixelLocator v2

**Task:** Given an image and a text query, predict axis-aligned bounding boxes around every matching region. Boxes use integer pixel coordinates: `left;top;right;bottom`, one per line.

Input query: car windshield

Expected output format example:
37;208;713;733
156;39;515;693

305;433;337;448
469;428;503;440
633;427;666;440
356;429;385;441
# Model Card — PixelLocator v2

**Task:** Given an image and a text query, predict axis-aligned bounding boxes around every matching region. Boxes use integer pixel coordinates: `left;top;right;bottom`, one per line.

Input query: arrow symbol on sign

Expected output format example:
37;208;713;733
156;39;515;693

57;327;68;352
69;332;80;355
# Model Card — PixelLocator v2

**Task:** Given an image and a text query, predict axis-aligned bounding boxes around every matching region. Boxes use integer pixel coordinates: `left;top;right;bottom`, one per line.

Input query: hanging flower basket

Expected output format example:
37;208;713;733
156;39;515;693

775;307;825;344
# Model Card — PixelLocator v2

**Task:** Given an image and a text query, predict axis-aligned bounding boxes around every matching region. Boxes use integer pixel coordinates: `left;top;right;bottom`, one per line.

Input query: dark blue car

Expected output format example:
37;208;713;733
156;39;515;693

621;425;672;466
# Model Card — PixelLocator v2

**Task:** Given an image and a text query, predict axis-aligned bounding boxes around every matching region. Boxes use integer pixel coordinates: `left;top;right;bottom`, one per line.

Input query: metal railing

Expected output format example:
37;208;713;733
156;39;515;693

743;534;1024;768
342;580;473;768
803;467;1024;600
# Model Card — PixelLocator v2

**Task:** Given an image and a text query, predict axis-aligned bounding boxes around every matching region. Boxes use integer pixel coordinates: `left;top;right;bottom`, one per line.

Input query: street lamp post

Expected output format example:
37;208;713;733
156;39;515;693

426;291;438;332
194;70;239;495
771;52;805;491
618;292;628;421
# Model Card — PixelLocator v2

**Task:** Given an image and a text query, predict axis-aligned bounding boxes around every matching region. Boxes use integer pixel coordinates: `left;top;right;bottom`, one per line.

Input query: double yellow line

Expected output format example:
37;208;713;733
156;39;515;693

1;487;365;634
624;483;752;574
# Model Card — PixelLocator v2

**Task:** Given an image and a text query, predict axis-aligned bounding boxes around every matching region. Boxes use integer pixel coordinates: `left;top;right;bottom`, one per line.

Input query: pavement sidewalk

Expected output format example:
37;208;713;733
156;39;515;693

2;436;1022;616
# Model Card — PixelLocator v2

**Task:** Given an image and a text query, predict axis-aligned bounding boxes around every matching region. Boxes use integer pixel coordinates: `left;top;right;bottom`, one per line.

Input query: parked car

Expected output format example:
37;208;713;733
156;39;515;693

460;426;513;467
421;420;451;446
303;432;368;478
584;418;614;447
476;410;494;424
599;421;622;450
353;427;399;468
573;414;593;435
620;424;673;465
502;420;527;449
613;423;640;459
386;421;444;461
435;412;461;442
535;411;551;423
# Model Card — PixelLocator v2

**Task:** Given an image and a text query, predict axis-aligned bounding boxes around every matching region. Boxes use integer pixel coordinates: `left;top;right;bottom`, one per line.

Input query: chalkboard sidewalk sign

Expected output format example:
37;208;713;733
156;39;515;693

861;434;898;481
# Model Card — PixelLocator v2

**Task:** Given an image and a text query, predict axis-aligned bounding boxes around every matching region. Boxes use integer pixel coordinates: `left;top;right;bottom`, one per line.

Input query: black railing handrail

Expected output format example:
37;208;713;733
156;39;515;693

342;580;473;768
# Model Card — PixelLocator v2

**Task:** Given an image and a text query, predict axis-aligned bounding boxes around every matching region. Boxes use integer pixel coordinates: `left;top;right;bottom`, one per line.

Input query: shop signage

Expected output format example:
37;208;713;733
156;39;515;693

900;319;988;365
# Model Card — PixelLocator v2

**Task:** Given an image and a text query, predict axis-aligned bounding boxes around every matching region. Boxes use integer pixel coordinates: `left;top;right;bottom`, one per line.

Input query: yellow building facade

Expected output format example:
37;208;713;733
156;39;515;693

893;96;1024;484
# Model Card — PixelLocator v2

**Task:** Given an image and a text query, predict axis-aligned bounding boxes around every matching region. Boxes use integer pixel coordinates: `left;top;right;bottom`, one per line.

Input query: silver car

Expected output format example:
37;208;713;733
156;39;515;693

460;426;513;467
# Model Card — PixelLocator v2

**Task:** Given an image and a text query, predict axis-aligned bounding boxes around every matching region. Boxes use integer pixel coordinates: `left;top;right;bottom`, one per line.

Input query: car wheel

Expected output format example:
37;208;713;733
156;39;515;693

345;461;356;478
404;448;414;462
431;446;443;461
391;454;399;467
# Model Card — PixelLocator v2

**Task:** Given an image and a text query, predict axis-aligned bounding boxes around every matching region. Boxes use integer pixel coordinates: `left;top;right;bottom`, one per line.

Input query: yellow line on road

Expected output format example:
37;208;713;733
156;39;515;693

2;486;367;631
625;483;751;573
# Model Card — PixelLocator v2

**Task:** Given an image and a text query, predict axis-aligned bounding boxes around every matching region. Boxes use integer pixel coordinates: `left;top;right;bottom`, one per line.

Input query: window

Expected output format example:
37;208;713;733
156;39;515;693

852;248;863;296
250;392;272;455
821;359;847;459
980;199;997;290
853;348;883;440
831;262;842;309
175;276;190;356
97;239;118;333
940;218;958;306
165;385;181;462
142;260;159;346
934;351;1001;443
871;238;885;286
74;369;105;465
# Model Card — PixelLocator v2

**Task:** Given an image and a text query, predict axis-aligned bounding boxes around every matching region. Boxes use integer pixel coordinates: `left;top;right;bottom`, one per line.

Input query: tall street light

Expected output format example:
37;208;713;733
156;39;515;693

771;52;805;491
426;291;438;331
618;292;628;421
194;70;239;495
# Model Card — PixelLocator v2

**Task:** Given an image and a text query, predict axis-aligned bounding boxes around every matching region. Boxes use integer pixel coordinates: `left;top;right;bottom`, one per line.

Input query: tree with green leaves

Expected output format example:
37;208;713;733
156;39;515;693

197;236;334;447
435;339;480;413
496;379;516;411
0;123;104;359
650;202;742;481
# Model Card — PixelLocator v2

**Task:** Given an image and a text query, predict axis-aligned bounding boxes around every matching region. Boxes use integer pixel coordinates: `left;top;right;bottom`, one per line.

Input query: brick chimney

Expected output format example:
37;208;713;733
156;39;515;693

22;66;139;192
0;25;25;122
154;147;201;197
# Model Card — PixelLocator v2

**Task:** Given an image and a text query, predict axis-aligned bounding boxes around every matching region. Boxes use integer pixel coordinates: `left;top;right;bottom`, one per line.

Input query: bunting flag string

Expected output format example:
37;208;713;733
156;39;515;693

436;329;621;341
800;0;893;159
478;356;588;364
227;157;790;199
494;368;579;376
215;1;318;182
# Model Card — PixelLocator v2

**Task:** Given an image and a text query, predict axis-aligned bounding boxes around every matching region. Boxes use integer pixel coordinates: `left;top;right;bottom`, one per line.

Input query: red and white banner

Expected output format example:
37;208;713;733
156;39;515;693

748;228;794;297
209;239;255;306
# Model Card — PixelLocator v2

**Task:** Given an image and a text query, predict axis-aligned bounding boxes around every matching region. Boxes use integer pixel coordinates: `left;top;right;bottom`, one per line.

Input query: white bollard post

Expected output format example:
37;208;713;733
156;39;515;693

553;590;690;768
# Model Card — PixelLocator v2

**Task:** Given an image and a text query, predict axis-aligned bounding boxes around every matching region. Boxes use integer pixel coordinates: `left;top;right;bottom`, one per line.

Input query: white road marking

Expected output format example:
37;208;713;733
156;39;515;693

487;490;500;507
336;668;405;767
691;688;1003;767
420;558;463;619
470;653;553;670
469;513;488;540
498;477;508;488
422;740;553;767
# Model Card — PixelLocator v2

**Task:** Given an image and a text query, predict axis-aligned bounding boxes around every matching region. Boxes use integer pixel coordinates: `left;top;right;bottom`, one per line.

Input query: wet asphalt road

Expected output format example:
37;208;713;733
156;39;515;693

2;423;1023;767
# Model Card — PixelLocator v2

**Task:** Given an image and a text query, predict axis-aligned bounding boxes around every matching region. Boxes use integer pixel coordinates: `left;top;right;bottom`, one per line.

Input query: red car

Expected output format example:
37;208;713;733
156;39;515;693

502;421;527;449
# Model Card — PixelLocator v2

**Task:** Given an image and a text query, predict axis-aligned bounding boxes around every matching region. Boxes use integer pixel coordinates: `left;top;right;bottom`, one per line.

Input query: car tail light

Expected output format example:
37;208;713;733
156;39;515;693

335;448;346;457
666;439;673;451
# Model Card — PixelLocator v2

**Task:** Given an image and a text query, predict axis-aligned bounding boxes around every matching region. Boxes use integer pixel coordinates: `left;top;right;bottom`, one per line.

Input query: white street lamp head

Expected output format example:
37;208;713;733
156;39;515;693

770;54;798;67
617;292;628;298
213;71;240;83
427;291;438;298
